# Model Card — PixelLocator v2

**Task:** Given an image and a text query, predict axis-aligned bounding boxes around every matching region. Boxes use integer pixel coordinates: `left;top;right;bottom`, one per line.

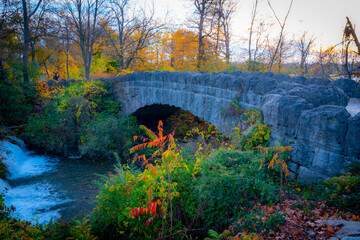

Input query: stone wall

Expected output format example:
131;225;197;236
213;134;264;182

107;71;360;183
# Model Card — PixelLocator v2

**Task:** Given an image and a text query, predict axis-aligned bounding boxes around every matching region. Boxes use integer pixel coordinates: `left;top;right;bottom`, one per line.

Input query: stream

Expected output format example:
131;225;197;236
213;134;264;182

0;139;116;223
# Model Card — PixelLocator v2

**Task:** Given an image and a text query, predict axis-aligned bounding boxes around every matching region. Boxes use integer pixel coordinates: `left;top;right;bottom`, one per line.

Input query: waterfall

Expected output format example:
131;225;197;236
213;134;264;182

2;141;56;180
0;139;68;223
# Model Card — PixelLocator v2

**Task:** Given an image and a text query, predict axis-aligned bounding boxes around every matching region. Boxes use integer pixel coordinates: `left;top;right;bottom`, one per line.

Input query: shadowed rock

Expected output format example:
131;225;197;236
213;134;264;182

330;78;360;98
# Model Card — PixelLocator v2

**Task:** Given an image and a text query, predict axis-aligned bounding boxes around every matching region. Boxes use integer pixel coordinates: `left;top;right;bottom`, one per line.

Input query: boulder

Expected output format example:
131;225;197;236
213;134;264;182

286;85;349;108
297;166;328;183
278;81;304;91
345;112;360;159
330;78;360;98
323;220;360;239
296;105;350;151
58;78;68;88
273;73;291;83
290;75;307;85
306;77;330;86
306;85;349;107
254;77;277;95
262;94;313;138
241;75;260;92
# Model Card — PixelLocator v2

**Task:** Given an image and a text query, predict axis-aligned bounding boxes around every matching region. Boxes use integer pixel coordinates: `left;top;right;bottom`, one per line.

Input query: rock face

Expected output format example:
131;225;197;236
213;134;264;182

107;71;360;183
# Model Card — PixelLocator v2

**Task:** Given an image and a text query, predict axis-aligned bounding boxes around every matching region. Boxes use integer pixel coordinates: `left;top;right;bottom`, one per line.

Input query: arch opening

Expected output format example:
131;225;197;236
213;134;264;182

131;104;211;137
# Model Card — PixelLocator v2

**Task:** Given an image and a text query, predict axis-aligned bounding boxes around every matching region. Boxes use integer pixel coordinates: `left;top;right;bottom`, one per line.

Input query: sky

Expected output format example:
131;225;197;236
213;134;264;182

151;0;360;58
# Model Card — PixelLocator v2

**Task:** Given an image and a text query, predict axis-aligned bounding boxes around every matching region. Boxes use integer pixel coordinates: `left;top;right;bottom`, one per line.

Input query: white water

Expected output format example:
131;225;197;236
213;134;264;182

0;139;116;223
0;140;69;223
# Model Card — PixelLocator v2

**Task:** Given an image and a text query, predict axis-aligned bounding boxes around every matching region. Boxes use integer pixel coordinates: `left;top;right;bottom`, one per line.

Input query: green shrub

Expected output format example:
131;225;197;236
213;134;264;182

0;62;40;126
22;79;132;158
232;109;271;151
79;114;137;159
23;102;78;155
92;152;202;239
91;163;161;239
323;173;360;214
197;150;279;230
233;124;271;151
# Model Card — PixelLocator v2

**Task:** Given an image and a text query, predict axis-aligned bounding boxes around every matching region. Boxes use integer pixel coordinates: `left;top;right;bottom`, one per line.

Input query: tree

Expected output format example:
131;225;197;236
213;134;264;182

170;29;198;71
312;45;341;79
248;0;259;68
213;0;236;63
295;31;316;75
21;0;43;82
190;0;214;70
28;0;52;65
107;1;163;71
344;17;360;55
266;0;293;71
246;0;273;72
343;17;360;78
0;0;20;82
64;0;108;80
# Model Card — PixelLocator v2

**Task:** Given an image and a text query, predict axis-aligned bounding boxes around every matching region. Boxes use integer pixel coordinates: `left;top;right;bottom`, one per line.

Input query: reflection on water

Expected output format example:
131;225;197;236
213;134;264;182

1;140;115;223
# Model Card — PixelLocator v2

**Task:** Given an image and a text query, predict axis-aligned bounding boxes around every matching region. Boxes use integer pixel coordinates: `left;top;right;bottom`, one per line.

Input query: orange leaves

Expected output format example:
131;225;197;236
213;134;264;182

148;164;159;177
259;144;292;178
133;154;146;163
351;215;360;221
158;120;163;140
327;226;335;234
130;143;148;154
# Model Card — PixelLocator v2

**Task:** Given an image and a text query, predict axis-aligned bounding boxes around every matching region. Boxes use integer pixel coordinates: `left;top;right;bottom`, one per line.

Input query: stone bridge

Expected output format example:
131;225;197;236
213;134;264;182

107;71;360;183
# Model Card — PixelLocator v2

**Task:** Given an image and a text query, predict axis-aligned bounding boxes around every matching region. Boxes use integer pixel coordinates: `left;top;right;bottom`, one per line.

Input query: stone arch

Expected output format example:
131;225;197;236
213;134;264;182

106;71;360;183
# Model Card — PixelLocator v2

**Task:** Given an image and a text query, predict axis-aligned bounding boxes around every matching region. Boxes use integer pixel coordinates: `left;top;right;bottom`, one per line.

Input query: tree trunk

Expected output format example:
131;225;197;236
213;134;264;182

197;13;205;70
345;41;352;79
0;56;5;83
22;0;29;82
85;61;90;80
30;41;35;64
224;33;230;63
43;61;50;78
248;0;258;70
66;51;70;80
346;17;360;55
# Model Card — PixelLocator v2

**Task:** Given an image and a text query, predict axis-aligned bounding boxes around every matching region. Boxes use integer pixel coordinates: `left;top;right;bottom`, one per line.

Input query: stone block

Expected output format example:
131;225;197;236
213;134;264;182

330;78;360;98
296;105;350;151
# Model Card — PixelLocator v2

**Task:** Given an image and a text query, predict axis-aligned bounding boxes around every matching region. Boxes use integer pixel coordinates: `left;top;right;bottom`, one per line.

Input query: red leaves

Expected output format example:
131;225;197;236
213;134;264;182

129;200;160;228
145;218;152;227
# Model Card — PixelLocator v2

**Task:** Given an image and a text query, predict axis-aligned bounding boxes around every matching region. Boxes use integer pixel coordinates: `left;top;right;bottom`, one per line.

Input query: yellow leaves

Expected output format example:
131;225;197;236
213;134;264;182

279;146;293;151
163;150;173;159
171;191;180;198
